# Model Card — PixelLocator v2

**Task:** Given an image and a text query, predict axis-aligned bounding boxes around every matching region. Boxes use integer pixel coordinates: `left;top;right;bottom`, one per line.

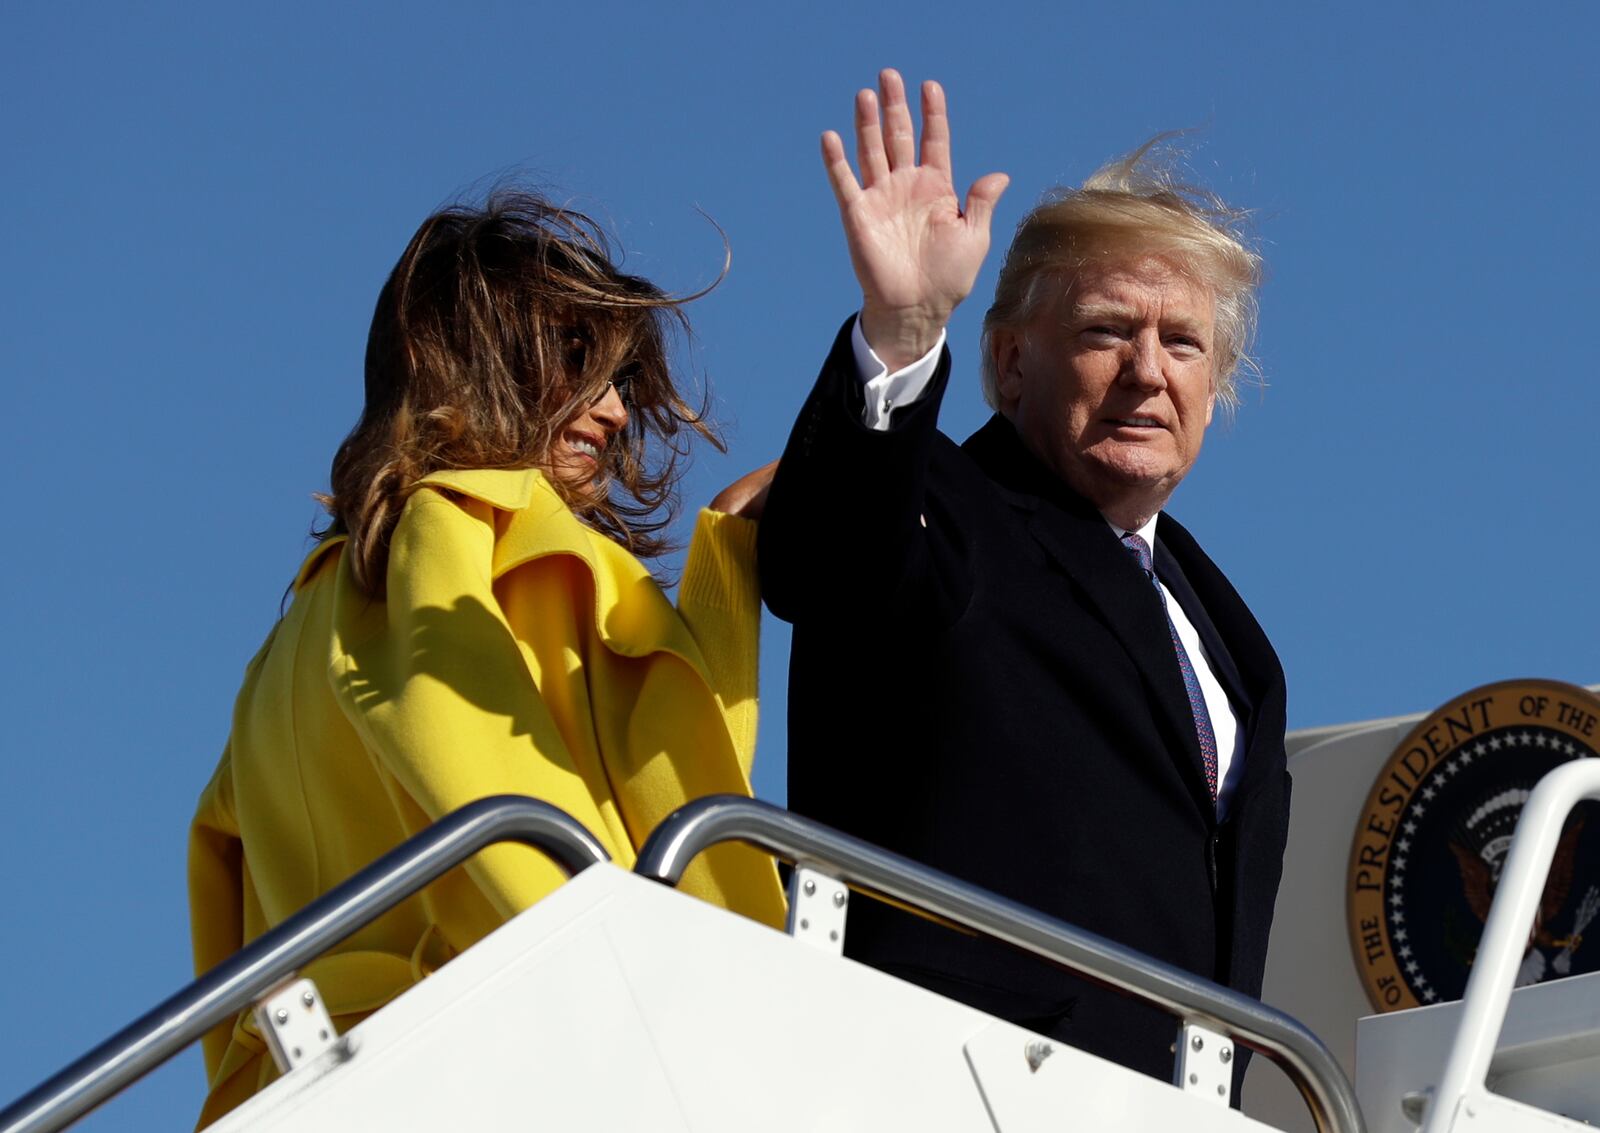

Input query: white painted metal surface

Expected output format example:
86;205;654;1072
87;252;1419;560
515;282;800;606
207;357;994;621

1176;1022;1236;1105
1419;761;1600;1133
1246;716;1430;1132
1357;969;1600;1133
208;865;1278;1133
785;864;849;955
963;1021;1275;1133
251;979;337;1073
1243;688;1600;1133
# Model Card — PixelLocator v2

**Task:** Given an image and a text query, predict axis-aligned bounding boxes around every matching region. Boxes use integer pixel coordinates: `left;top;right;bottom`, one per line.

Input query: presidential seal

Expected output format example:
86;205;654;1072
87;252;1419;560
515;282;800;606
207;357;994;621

1348;679;1600;1012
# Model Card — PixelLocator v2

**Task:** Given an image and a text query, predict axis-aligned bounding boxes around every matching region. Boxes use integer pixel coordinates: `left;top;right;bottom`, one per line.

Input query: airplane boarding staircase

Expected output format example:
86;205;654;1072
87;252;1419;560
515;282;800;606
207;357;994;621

5;763;1600;1133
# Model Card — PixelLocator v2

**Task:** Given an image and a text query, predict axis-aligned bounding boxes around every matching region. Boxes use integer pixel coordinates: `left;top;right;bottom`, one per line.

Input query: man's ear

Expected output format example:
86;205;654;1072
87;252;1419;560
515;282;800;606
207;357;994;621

993;329;1024;414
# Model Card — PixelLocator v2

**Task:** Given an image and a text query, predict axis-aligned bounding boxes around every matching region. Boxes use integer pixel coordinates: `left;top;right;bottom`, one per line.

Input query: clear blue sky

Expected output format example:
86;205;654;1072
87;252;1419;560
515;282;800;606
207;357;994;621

4;2;1597;1127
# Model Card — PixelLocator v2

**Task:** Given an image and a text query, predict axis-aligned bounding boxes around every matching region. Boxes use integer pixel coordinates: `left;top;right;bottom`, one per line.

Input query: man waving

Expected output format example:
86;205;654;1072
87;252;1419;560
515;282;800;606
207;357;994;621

760;70;1290;1094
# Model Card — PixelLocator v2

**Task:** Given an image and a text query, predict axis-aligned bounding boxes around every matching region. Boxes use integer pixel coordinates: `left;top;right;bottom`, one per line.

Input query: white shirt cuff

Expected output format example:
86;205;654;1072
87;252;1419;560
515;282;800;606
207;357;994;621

851;315;945;432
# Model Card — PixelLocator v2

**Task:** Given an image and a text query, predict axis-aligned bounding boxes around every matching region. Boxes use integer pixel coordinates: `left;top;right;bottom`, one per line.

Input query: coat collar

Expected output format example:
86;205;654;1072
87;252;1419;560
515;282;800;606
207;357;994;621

413;467;605;579
1152;507;1284;805
415;467;703;663
962;416;1218;812
292;468;564;592
298;467;706;667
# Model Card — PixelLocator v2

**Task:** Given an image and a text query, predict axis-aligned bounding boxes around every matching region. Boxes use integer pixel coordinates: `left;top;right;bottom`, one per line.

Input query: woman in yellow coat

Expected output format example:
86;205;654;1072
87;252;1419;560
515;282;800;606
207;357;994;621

187;193;786;1126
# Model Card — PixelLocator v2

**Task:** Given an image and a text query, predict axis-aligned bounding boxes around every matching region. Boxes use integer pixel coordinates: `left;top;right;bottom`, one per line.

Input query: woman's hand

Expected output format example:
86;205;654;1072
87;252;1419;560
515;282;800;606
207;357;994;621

822;70;1009;372
710;460;779;520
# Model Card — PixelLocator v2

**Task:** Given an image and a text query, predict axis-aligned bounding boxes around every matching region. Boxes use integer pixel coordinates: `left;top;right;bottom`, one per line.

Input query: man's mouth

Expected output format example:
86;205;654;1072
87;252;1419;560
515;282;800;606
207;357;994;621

1108;416;1162;429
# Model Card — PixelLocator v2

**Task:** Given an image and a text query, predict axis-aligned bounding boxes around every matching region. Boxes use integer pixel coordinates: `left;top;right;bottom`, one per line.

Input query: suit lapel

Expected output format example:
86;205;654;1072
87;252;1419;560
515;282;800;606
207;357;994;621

1154;540;1249;714
1155;513;1285;803
963;418;1215;811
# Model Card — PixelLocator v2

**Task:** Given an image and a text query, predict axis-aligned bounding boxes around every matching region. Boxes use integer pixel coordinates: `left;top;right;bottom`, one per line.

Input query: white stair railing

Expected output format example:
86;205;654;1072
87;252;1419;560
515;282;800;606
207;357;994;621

0;797;609;1133
636;794;1366;1133
1421;760;1600;1133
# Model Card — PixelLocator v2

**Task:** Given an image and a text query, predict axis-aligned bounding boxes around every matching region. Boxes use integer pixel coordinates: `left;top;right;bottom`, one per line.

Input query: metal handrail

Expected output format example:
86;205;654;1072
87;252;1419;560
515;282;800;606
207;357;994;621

0;796;608;1133
1420;759;1600;1133
635;794;1366;1133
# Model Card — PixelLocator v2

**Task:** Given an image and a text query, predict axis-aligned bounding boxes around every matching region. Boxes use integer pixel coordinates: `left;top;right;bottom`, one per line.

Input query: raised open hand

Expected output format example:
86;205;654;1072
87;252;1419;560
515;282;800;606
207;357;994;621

822;70;1009;372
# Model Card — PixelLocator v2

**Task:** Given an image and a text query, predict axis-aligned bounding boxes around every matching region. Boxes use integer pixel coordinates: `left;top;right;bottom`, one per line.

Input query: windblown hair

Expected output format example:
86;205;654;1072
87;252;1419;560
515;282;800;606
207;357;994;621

320;190;720;595
980;136;1262;410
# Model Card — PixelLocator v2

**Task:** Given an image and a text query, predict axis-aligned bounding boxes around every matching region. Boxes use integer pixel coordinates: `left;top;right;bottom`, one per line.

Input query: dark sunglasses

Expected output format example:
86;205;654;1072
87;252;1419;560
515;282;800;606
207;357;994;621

592;367;637;408
564;330;638;409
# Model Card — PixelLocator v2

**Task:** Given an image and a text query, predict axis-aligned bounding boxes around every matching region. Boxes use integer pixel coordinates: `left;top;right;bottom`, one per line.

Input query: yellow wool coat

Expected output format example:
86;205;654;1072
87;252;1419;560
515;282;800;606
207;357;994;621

188;468;785;1126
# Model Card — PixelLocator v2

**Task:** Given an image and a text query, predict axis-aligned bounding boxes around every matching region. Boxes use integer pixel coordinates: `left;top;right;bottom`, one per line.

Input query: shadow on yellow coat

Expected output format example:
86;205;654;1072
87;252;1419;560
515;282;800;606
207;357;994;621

188;468;786;1126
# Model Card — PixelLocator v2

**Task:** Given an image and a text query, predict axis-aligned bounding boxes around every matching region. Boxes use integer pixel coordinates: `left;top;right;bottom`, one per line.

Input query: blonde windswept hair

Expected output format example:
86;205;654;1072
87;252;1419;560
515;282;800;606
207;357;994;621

980;136;1262;411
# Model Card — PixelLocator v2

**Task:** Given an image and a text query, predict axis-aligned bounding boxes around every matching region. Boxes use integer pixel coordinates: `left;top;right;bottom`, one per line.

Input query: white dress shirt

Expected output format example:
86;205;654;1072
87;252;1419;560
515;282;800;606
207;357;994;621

849;318;1245;815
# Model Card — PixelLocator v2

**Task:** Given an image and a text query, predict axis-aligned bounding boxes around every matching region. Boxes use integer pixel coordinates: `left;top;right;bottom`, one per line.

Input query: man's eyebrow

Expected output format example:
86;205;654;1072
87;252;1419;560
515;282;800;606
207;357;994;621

1067;302;1137;324
1066;302;1211;340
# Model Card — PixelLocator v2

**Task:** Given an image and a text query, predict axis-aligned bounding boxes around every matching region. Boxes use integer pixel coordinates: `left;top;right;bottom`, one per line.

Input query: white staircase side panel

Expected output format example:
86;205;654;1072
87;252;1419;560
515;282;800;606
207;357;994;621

962;1021;1276;1133
209;864;1290;1132
1433;1089;1596;1133
1246;718;1420;1132
1248;685;1600;1133
1356;968;1600;1133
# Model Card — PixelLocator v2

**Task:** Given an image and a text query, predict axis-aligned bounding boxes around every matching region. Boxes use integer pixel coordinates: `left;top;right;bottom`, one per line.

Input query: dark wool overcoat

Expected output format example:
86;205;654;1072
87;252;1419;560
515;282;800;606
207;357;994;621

760;320;1293;1093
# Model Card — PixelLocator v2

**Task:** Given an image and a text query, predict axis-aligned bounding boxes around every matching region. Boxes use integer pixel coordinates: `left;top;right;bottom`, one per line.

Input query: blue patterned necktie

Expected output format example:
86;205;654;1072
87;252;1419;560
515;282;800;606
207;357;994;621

1120;532;1219;802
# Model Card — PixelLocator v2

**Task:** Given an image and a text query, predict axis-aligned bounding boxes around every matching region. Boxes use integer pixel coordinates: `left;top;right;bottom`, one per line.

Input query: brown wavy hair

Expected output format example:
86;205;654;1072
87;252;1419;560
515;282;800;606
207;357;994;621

319;190;722;595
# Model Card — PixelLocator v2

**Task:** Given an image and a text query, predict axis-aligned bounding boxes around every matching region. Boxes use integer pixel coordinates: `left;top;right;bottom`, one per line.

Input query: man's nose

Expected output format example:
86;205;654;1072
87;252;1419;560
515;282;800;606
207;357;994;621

1122;334;1167;389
